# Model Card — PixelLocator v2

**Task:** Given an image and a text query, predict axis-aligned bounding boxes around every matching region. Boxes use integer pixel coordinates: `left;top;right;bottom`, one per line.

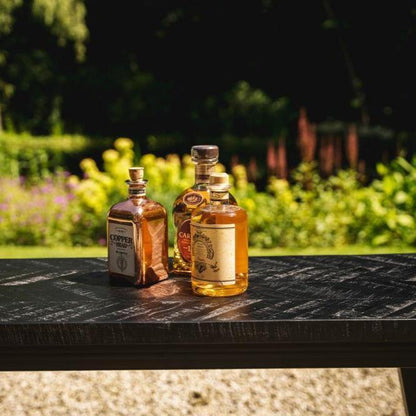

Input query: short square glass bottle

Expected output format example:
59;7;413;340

107;167;169;286
190;173;248;296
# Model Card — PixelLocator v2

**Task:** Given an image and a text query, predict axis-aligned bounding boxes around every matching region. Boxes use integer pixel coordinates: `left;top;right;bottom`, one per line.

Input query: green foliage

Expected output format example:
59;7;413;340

32;0;88;60
237;159;416;248
0;0;87;56
354;157;416;246
2;138;416;249
0;132;106;179
0;0;22;35
0;0;88;130
70;138;225;245
0;174;78;245
222;81;291;137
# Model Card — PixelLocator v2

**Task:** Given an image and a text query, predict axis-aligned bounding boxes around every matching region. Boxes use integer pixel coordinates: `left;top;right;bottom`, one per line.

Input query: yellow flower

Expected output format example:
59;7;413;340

268;177;289;194
80;158;97;173
182;154;192;167
102;149;119;163
242;198;256;212
140;153;156;166
67;175;80;187
215;163;226;173
166;154;181;166
114;137;134;152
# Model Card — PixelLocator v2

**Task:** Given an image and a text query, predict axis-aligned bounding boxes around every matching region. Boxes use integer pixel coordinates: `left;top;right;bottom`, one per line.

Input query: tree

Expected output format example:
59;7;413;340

222;81;290;139
222;81;293;178
0;0;88;131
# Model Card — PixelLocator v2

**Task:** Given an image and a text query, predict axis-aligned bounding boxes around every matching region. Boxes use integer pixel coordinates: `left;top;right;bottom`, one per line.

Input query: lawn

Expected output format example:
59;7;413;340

0;245;415;258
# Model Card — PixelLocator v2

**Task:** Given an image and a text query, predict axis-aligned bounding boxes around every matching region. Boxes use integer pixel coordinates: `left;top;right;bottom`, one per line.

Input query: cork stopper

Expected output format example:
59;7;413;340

129;167;144;182
191;145;219;164
208;172;230;191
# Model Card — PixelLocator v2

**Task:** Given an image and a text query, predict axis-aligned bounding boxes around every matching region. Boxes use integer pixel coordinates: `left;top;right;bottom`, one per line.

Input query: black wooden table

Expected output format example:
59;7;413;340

1;255;416;414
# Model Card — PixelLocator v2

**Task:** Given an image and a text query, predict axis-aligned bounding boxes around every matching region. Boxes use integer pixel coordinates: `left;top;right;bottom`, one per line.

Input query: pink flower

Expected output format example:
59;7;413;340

54;196;68;205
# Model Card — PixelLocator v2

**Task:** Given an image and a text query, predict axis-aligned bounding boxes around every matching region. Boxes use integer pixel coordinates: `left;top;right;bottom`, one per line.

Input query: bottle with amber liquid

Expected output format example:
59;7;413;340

107;167;169;286
191;173;248;297
172;145;236;275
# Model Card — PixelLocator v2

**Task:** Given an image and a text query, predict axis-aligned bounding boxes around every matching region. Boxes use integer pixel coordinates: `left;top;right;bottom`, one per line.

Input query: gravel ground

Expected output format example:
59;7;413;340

0;369;404;416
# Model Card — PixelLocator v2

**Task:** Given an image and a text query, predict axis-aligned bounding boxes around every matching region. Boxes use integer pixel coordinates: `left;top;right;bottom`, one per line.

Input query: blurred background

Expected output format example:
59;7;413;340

2;0;416;257
0;2;412;415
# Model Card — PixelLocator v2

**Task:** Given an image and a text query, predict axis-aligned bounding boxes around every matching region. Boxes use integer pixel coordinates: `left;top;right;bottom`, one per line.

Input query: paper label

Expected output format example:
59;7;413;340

191;222;235;285
183;192;204;207
177;218;192;263
108;220;136;277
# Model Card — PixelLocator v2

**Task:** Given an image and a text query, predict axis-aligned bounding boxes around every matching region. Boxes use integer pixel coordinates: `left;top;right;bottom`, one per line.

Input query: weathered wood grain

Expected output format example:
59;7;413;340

0;255;416;345
1;255;416;370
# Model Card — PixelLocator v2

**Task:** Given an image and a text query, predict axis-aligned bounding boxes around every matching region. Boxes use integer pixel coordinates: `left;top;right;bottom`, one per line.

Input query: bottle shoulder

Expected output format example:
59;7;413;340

108;197;166;221
192;204;247;220
173;187;237;212
174;186;208;200
108;198;132;214
173;186;209;212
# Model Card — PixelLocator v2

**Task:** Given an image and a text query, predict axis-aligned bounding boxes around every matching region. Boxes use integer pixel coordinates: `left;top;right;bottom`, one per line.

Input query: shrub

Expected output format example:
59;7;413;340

1;137;416;248
0;132;112;180
72;138;225;245
0;174;77;245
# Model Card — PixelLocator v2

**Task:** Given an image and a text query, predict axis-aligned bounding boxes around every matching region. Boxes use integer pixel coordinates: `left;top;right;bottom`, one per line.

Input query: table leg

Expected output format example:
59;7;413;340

399;368;416;416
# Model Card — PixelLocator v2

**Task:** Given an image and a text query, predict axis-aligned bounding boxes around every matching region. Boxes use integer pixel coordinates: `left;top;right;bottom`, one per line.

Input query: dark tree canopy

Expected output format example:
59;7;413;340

1;0;416;153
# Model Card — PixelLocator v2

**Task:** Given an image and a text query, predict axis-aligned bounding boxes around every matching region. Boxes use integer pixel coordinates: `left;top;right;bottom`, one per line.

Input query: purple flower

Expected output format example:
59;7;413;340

40;184;53;193
98;237;106;246
54;196;67;205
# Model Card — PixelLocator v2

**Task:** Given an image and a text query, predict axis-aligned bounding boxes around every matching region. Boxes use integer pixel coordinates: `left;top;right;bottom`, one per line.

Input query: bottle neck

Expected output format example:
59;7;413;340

128;184;146;198
195;163;215;184
209;190;230;205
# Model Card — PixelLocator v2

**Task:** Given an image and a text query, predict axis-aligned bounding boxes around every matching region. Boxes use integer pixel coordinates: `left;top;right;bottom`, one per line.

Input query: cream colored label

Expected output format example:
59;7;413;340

108;220;136;277
191;222;235;285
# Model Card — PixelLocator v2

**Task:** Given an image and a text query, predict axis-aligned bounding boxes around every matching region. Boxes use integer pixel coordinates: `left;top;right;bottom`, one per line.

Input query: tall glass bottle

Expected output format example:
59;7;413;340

172;145;237;275
107;167;169;286
191;173;248;297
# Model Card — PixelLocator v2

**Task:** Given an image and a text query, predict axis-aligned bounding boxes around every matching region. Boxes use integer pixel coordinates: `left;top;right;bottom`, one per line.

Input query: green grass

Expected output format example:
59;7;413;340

0;246;107;259
0;245;415;259
248;245;416;256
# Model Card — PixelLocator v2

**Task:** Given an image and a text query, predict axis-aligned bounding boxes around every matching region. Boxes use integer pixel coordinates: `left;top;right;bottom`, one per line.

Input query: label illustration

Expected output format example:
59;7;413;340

177;218;192;262
108;220;136;277
191;222;235;285
183;192;204;207
210;191;228;201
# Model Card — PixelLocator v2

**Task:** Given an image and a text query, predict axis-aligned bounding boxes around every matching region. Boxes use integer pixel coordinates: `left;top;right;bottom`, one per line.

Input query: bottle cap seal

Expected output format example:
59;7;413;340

191;145;219;164
129;167;144;182
208;172;231;191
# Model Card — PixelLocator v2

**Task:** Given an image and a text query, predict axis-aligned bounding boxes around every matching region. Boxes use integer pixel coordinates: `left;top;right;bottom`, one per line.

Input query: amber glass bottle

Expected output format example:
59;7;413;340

191;173;248;297
172;145;236;276
107;167;169;286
